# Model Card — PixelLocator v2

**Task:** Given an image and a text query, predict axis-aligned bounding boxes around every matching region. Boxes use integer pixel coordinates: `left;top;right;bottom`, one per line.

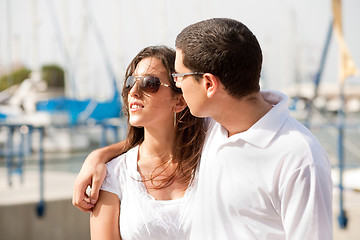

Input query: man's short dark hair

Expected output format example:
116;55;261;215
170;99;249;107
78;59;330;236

175;18;262;98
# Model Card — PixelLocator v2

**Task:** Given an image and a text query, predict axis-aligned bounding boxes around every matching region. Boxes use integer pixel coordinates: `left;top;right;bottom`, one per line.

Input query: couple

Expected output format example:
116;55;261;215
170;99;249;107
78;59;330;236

73;18;333;240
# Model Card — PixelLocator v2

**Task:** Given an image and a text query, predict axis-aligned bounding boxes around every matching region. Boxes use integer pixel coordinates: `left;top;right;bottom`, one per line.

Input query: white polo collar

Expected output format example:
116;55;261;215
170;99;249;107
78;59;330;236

217;90;290;148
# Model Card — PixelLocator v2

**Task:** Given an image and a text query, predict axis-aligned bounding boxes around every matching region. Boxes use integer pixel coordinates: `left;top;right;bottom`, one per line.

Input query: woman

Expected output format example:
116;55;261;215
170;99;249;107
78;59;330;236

90;46;206;240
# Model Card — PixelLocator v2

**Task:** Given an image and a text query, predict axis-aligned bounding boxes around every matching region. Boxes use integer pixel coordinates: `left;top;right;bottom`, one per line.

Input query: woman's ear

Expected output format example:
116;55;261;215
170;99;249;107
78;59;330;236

173;95;187;113
202;73;219;98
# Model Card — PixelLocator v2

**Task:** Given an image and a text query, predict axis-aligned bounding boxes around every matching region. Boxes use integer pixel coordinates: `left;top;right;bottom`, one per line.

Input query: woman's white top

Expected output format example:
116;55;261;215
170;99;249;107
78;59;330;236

101;145;196;240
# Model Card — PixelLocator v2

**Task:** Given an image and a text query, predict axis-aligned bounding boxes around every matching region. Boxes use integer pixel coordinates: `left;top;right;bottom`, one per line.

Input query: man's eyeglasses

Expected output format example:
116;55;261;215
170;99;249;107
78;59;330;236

171;72;204;83
125;75;171;93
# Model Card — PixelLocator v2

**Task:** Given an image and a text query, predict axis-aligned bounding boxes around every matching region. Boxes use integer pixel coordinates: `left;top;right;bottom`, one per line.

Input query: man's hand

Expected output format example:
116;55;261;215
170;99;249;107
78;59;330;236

72;150;107;212
72;141;126;212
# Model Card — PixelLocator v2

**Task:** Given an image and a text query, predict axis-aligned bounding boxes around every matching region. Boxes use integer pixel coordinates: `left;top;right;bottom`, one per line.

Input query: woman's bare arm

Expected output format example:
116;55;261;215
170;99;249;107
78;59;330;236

90;190;121;240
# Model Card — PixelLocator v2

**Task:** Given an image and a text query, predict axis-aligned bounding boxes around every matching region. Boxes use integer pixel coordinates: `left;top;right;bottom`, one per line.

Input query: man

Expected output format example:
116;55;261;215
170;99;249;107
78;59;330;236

73;18;333;239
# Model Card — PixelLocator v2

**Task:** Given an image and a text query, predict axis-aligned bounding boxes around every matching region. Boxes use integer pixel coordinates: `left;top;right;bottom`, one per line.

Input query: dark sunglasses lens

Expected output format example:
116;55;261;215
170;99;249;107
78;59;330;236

125;76;135;90
141;76;161;93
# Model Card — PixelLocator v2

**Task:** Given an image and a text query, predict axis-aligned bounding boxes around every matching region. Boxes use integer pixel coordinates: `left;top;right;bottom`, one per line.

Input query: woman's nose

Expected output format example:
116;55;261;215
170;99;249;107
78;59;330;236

128;80;141;97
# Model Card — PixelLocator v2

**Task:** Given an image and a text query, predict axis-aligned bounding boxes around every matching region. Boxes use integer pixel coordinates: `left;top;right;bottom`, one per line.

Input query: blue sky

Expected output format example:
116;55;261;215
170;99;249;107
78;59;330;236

0;0;359;99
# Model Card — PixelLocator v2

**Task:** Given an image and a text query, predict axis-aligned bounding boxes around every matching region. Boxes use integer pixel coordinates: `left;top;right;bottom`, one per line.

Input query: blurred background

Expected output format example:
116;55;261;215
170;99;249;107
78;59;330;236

0;0;359;239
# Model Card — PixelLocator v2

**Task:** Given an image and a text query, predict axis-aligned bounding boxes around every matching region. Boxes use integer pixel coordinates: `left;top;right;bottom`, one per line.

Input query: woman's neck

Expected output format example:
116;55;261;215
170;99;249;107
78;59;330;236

137;126;189;200
139;126;175;164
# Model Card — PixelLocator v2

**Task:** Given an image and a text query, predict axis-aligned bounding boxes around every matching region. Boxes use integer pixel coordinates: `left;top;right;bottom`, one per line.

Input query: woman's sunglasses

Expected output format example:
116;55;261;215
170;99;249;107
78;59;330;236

124;75;172;93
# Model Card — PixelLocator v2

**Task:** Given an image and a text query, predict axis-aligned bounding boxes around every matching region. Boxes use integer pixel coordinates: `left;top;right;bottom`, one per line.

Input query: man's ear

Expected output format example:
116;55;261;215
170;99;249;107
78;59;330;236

202;73;219;98
173;95;187;113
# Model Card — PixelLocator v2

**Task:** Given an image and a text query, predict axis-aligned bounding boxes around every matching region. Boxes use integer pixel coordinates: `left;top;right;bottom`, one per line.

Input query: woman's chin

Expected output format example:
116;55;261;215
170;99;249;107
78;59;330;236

129;119;143;128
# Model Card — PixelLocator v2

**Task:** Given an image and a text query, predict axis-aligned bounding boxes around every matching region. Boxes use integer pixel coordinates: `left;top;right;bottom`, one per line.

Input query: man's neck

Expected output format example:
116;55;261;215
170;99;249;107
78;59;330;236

211;92;273;137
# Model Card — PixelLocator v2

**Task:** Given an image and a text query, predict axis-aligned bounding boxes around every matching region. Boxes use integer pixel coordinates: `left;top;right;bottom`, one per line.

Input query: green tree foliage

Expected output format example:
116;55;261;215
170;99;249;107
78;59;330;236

0;64;65;91
41;64;65;88
0;67;31;91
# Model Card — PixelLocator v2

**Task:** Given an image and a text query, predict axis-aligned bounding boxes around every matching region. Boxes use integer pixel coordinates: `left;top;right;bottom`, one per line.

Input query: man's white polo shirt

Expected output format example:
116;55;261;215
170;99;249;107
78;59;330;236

189;90;333;240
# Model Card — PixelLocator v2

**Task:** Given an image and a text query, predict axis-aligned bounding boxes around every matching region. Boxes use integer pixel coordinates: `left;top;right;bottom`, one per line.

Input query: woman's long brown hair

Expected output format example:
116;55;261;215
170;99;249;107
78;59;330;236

121;45;206;189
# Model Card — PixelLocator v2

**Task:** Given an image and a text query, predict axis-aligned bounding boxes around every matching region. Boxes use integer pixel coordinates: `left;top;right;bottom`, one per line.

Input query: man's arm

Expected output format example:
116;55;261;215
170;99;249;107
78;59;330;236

72;141;126;212
281;163;333;239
